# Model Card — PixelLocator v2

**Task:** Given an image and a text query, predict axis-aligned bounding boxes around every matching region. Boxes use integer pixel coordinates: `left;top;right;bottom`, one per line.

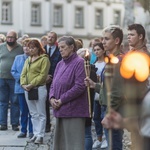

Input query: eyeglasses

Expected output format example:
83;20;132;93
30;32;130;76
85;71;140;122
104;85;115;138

29;47;37;51
6;36;16;39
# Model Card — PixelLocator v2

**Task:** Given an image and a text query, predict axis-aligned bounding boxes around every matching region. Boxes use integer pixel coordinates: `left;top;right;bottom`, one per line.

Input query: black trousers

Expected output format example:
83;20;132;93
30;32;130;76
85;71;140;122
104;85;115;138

143;136;150;150
46;83;51;128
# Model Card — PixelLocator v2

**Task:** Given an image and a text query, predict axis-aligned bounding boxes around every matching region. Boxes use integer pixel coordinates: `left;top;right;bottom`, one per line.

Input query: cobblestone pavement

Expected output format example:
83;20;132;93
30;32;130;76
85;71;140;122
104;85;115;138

25;108;132;150
91;123;132;150
0;108;132;150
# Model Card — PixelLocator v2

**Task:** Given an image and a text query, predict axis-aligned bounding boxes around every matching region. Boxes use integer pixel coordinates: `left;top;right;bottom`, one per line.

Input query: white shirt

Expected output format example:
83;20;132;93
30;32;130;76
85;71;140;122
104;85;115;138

95;61;106;76
46;45;56;57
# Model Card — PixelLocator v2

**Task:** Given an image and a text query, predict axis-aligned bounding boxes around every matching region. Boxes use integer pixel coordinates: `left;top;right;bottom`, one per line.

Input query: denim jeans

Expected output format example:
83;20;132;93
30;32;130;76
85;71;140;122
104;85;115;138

112;129;123;150
93;101;103;137
0;78;20;125
85;126;93;150
18;93;33;134
101;105;108;141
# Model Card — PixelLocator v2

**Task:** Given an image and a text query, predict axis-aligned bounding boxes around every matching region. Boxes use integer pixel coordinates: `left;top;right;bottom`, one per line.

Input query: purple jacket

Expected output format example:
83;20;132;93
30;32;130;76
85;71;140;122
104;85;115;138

49;53;90;118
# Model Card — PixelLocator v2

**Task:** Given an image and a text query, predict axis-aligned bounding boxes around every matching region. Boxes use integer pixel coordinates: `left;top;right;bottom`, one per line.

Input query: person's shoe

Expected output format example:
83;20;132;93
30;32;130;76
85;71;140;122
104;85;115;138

34;137;43;144
0;125;7;130
29;133;34;139
45;125;51;133
12;125;19;131
92;140;102;149
17;132;26;138
101;139;108;149
27;136;36;143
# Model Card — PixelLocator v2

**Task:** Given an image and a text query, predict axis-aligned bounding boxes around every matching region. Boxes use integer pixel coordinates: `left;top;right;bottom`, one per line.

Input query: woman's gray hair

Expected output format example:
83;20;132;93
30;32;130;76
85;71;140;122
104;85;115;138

58;36;77;52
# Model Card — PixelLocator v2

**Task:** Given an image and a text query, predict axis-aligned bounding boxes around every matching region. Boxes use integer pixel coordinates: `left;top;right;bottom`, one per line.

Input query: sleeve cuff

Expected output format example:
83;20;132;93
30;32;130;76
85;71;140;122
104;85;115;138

95;83;101;93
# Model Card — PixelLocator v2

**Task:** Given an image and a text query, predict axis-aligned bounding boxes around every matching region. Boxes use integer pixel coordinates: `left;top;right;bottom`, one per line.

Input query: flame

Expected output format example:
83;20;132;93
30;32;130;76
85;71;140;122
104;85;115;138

104;54;119;64
110;56;119;64
120;65;134;79
120;51;150;82
84;49;90;60
104;57;109;63
85;49;89;57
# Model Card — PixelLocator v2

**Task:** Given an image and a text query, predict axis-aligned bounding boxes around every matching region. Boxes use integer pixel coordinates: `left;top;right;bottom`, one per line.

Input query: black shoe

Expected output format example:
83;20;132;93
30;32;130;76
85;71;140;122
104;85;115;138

17;132;26;138
34;137;43;144
29;133;34;139
12;125;19;131
45;125;51;133
27;136;36;143
0;125;7;130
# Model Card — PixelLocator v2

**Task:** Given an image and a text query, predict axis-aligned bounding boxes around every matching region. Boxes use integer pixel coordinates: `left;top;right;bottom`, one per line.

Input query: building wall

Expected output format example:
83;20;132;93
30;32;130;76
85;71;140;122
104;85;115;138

134;2;150;42
0;0;125;46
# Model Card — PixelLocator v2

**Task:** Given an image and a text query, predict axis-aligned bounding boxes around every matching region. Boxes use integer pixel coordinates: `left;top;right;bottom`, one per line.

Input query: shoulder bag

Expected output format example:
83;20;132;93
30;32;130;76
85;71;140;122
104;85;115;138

26;59;39;100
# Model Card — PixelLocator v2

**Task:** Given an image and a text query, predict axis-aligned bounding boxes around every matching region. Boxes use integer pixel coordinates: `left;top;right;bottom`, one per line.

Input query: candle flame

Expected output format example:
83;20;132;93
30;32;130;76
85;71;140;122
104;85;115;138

104;54;119;64
120;51;150;82
84;49;89;60
85;49;89;57
110;56;119;64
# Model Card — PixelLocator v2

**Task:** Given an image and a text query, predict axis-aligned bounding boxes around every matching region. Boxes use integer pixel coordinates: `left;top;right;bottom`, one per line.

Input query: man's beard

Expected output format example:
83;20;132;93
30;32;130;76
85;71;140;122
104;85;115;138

7;41;16;46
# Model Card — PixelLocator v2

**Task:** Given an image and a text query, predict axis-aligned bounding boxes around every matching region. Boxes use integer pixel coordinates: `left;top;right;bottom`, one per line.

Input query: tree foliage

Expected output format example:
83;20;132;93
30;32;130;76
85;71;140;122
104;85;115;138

137;0;150;12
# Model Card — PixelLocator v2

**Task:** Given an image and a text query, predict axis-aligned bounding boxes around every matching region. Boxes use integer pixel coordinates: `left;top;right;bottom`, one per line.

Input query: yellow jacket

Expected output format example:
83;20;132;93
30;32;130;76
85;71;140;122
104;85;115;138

21;54;50;87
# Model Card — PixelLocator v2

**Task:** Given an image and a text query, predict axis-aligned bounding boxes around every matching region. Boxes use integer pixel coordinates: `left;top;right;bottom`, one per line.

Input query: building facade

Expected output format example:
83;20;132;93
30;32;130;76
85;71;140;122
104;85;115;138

0;0;125;45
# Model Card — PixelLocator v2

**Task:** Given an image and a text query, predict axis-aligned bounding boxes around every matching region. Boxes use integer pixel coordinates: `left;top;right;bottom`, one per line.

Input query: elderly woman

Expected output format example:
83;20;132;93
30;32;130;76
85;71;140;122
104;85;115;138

49;36;90;150
11;38;33;139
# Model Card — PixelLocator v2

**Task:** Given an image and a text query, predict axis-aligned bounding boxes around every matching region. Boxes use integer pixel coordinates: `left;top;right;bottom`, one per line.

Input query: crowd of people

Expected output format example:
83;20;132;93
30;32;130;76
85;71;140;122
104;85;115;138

0;23;150;150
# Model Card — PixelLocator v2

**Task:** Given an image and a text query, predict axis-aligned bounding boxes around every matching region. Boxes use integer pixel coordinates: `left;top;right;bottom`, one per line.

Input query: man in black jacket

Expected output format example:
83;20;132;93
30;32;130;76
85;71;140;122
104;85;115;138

44;31;62;132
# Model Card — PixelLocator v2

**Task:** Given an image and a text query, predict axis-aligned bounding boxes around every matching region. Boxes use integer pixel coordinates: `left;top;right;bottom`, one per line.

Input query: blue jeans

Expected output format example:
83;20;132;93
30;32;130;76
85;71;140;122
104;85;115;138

93;101;103;137
85;126;93;150
112;129;123;150
101;106;123;150
18;94;33;134
101;106;108;141
0;79;20;125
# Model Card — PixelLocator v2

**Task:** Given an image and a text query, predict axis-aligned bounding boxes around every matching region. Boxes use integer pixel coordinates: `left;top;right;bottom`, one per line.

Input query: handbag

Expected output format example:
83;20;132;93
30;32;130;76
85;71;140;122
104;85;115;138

26;59;39;100
28;87;39;100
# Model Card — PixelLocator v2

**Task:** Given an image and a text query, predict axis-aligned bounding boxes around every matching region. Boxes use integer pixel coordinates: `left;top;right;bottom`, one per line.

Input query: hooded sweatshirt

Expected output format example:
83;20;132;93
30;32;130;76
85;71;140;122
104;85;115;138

20;54;50;87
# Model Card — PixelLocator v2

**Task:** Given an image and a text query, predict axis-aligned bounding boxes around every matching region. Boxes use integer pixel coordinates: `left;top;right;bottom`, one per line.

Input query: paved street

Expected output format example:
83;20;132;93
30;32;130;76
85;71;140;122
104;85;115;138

0;108;131;150
0;111;26;150
0;109;53;150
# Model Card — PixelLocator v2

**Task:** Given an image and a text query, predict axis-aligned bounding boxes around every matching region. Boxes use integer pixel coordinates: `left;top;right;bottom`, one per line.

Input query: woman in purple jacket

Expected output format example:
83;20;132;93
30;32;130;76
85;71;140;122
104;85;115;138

49;36;89;150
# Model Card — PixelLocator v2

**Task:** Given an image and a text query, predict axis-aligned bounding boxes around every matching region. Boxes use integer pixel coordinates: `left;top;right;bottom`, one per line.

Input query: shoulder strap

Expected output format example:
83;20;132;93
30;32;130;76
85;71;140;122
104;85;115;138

25;59;30;84
100;64;106;83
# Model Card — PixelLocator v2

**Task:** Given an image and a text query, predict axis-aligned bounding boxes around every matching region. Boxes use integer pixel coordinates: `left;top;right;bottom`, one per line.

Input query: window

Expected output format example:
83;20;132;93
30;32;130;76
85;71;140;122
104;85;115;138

1;1;12;24
95;9;103;29
114;10;121;26
75;7;84;28
53;5;63;27
31;3;41;26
